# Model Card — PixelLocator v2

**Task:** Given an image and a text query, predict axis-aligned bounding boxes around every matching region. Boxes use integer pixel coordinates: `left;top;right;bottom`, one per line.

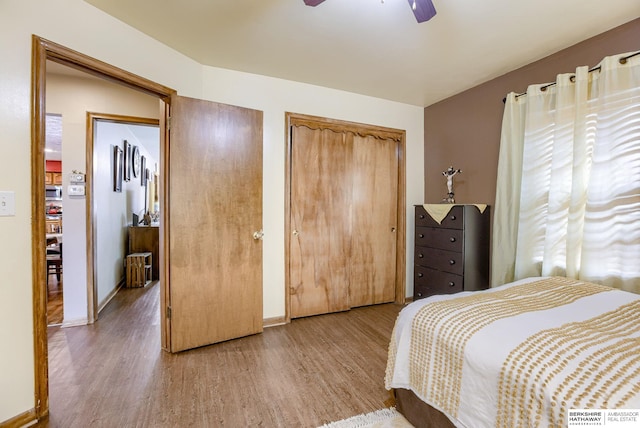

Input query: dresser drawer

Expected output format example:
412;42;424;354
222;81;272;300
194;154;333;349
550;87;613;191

415;205;463;229
415;246;463;275
415;227;463;252
414;266;463;298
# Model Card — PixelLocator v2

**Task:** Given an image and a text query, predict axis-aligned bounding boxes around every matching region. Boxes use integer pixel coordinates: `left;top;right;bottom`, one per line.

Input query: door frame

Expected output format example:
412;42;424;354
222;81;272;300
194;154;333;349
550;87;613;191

86;113;160;321
284;112;406;322
31;35;175;421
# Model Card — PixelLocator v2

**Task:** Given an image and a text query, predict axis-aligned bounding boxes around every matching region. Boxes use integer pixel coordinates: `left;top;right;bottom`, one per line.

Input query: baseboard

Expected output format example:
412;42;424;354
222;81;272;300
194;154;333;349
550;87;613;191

263;316;287;328
56;280;123;328
98;279;124;314
0;407;36;428
61;317;89;328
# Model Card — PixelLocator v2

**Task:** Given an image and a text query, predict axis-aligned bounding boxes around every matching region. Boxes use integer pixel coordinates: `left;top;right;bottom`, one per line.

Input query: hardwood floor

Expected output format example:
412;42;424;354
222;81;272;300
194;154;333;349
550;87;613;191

47;277;63;326
38;282;403;427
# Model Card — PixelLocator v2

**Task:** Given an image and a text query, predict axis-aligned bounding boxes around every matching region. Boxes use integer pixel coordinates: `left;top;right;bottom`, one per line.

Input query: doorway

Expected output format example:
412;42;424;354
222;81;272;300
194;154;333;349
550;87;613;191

32;35;175;419
33;36;265;421
45;62;162;326
88;114;160;318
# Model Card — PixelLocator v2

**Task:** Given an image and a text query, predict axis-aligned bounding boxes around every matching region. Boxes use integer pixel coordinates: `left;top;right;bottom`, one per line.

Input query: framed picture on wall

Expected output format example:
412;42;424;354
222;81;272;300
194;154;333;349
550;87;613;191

131;145;140;178
123;140;131;182
140;155;146;186
113;145;123;192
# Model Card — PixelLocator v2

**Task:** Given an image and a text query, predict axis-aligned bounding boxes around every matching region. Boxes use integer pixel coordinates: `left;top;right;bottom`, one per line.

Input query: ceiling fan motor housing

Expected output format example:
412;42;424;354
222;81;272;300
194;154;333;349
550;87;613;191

302;0;436;23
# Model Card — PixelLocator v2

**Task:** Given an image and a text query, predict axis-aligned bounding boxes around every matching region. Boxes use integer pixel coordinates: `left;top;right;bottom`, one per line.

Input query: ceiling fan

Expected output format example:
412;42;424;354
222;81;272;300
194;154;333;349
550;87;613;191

303;0;436;23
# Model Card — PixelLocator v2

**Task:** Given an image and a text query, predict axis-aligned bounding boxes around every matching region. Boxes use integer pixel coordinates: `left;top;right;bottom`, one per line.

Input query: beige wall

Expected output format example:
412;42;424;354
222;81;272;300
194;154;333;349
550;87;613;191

423;17;640;205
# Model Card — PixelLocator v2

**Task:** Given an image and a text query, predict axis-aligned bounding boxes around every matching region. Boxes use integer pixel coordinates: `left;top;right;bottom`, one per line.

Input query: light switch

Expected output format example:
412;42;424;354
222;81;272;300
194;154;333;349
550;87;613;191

68;185;85;196
0;191;15;216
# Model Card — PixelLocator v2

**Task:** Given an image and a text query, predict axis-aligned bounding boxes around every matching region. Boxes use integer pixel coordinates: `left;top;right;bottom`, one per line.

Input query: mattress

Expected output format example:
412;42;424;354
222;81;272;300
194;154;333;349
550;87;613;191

385;277;640;427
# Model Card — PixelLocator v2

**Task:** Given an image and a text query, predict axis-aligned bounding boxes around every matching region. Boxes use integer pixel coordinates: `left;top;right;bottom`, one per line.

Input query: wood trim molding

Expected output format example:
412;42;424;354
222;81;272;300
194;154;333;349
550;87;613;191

263;316;287;328
396;134;407;305
31;34;176;422
284;112;407;323
284;114;294;323
0;407;37;428
39;38;174;101
288;113;405;142
159;100;171;351
31;34;49;422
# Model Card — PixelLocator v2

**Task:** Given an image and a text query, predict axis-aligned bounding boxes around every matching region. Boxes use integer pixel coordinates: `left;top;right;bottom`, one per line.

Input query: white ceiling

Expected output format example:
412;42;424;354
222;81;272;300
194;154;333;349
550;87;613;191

83;0;639;107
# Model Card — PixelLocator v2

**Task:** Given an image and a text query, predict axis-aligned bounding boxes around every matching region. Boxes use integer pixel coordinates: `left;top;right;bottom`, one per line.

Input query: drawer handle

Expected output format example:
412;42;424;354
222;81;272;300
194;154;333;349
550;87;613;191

449;237;456;242
418;253;424;258
450;215;456;220
417;292;423;297
449;259;455;265
418;233;424;238
449;281;455;287
419;215;425;219
418;273;423;278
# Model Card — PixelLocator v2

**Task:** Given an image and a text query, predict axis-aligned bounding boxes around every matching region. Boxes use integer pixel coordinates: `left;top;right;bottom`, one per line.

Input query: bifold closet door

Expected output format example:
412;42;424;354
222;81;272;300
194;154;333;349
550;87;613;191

348;133;398;307
289;125;398;318
290;125;352;318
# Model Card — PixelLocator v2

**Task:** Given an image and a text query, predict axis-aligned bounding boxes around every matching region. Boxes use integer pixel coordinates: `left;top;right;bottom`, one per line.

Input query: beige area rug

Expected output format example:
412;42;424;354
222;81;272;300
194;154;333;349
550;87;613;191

318;407;413;428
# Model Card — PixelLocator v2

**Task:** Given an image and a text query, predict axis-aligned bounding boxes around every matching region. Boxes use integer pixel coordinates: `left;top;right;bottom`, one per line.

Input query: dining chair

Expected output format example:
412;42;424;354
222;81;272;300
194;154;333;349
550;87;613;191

46;242;62;283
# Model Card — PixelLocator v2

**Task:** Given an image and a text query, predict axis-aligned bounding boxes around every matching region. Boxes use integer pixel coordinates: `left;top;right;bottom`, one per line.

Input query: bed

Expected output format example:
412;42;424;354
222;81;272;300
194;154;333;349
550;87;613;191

385;277;640;428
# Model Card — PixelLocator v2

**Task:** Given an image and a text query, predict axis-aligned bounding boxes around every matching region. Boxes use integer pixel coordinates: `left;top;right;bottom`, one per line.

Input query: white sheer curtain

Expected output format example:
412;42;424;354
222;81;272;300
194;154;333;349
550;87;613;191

492;51;640;293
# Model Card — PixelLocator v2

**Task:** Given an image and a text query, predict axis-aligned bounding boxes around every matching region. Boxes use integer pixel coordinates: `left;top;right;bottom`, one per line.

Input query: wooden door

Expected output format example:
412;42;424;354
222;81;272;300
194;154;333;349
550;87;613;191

289;119;401;318
168;95;263;352
348;133;398;307
290;125;351;318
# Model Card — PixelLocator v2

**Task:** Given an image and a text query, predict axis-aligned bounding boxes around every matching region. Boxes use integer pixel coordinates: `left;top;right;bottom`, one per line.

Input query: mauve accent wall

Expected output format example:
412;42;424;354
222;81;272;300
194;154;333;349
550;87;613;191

423;17;640;205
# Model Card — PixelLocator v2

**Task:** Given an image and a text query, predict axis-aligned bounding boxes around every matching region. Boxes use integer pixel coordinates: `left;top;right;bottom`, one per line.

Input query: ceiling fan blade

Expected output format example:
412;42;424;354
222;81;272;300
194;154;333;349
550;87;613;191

303;0;326;6
409;0;437;23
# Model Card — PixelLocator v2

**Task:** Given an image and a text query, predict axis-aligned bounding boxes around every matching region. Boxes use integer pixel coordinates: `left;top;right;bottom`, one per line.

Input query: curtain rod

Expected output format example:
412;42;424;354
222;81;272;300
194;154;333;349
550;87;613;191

502;50;640;104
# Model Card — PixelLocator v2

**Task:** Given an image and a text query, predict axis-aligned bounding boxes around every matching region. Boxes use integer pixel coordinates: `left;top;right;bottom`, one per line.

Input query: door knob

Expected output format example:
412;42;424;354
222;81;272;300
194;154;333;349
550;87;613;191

253;230;264;240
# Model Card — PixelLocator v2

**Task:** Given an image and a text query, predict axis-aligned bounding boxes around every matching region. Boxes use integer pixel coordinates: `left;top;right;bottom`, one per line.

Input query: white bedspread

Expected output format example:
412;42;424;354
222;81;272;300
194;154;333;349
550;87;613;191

385;277;640;427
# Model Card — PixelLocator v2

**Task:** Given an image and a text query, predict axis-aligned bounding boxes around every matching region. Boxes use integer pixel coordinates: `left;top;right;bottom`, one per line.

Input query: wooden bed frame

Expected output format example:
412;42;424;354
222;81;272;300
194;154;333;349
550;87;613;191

394;388;456;428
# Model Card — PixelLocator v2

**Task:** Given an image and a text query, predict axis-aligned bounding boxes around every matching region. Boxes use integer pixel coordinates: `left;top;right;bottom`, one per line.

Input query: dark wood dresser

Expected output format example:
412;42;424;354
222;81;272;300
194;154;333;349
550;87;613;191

413;204;490;300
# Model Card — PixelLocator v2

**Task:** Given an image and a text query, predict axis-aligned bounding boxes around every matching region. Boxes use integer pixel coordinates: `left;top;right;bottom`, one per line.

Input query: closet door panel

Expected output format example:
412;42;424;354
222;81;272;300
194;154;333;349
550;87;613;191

349;134;398;307
290;125;351;318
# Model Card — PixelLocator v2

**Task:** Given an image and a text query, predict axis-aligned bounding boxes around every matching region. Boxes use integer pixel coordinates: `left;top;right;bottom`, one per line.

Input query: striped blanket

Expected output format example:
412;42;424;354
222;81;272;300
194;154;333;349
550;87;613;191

385;277;640;427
